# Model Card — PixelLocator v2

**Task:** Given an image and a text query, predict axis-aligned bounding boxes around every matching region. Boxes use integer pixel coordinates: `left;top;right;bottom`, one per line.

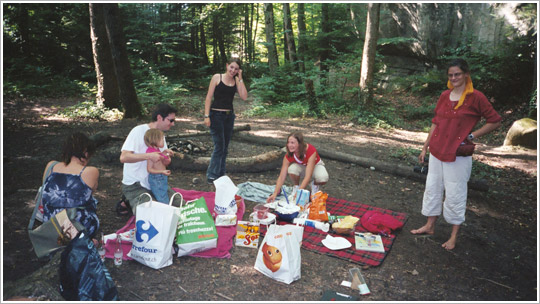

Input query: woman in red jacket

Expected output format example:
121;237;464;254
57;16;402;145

267;132;329;203
411;59;502;250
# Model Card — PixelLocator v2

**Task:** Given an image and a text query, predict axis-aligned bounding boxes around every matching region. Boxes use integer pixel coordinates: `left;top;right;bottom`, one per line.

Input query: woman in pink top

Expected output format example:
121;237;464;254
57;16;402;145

411;59;502;250
267;132;329;203
144;128;171;204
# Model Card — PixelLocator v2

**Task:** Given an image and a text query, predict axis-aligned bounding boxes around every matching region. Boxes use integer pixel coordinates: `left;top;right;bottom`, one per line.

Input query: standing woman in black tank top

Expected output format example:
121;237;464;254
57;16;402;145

203;58;248;184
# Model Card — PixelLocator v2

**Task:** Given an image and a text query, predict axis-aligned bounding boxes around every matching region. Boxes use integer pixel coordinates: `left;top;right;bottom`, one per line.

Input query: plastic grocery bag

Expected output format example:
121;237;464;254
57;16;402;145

254;224;304;284
213;176;238;215
176;197;218;257
127;193;181;269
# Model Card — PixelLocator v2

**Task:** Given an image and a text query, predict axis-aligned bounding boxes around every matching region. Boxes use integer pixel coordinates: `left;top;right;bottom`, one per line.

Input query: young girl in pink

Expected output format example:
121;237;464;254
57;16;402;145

144;128;171;204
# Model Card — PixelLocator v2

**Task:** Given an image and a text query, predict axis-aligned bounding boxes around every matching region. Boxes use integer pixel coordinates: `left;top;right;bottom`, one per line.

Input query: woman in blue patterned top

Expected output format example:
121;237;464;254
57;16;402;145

41;132;100;238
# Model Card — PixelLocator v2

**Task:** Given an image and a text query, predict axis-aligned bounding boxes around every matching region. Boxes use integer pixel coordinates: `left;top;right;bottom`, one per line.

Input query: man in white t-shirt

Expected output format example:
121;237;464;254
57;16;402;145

119;104;180;214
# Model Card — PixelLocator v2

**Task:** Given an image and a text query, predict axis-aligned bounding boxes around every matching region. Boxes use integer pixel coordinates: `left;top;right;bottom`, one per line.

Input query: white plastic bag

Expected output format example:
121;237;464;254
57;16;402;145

254;224;304;284
128;193;181;269
214;176;238;215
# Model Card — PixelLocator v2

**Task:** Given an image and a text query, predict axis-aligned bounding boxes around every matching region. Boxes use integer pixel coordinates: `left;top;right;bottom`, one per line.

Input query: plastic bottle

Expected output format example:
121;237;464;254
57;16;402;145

293;218;330;232
350;268;371;295
97;232;106;262
114;234;123;267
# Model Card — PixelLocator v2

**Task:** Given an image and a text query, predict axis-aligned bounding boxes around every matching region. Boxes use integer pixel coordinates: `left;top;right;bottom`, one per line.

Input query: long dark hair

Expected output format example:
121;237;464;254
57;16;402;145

286;132;307;160
448;58;470;74
61;132;96;165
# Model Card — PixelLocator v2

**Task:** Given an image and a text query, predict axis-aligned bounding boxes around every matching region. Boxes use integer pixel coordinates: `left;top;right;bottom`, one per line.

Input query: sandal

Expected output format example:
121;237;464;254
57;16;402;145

115;196;132;216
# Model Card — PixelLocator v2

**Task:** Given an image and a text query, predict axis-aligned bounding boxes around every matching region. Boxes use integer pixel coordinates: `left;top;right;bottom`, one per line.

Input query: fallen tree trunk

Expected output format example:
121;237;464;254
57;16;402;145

319;149;488;191
168;124;251;139
89;131;123;147
233;133;489;192
169;148;285;173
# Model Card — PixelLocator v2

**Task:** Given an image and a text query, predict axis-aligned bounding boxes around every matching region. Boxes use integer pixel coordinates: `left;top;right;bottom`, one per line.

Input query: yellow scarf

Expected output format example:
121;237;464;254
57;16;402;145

447;76;474;110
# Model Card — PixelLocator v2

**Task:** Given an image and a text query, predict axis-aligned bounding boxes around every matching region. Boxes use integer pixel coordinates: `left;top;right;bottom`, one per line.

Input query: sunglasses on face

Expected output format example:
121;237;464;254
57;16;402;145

166;117;175;123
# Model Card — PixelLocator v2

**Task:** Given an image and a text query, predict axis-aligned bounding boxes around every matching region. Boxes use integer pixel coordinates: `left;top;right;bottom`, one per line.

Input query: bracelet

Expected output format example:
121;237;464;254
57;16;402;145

204;115;209;118
239;79;243;83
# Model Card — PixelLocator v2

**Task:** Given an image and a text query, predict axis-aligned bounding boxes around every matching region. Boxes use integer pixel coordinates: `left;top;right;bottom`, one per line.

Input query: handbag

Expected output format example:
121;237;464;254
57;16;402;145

128;192;181;269
28;207;85;259
254;224;304;284
59;232;118;301
456;138;476;156
176;197;218;257
34;161;59;222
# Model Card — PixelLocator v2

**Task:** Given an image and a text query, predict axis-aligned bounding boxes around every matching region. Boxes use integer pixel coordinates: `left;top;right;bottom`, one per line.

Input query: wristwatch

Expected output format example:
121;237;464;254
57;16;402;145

204;114;209;118
239;79;243;83
467;133;474;140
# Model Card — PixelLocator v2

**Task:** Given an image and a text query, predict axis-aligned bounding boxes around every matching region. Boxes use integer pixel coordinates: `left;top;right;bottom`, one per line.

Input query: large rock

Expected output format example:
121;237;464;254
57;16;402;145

503;118;537;149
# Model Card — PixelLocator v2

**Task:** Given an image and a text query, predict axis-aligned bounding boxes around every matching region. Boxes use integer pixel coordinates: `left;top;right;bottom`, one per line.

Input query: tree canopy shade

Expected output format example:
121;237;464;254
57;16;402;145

3;3;537;118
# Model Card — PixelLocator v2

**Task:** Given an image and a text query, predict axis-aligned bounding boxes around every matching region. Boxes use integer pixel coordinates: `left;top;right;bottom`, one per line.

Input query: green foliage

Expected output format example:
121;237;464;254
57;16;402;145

394;69;446;96
389;147;422;166
351;95;404;129
132;59;191;112
3;60;92;98
472;160;503;182
439;32;536;108
249;64;305;105
58;101;123;121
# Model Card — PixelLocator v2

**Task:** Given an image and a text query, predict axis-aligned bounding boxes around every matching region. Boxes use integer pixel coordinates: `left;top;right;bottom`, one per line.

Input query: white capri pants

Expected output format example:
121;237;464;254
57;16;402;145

288;160;329;184
421;154;472;225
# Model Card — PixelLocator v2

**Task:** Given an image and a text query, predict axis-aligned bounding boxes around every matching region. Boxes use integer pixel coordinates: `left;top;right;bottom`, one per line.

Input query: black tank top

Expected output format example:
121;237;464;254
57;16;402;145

211;74;237;110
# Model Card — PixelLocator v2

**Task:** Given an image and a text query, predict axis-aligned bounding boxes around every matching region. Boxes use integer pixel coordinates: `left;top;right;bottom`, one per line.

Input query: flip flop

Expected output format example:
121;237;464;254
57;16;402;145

115;198;132;216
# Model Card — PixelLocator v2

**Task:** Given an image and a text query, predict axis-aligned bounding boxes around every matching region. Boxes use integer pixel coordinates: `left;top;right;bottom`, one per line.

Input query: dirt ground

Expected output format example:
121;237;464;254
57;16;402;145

2;96;538;302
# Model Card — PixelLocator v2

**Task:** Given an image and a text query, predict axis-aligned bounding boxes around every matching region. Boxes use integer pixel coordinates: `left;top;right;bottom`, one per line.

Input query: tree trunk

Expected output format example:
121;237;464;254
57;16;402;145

251;4;260;61
199;5;209;66
359;2;381;104
297;3;307;73
232;133;489;192
89;4;120;109
283;3;298;71
167;124;251;139
305;79;319;115
348;4;362;39
263;3;279;73
319;3;331;73
102;3;142;118
168;148;285;173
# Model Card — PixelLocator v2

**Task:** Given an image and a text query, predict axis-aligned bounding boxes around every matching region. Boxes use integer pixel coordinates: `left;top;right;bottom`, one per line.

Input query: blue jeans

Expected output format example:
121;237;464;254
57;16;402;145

207;110;235;180
148;173;169;204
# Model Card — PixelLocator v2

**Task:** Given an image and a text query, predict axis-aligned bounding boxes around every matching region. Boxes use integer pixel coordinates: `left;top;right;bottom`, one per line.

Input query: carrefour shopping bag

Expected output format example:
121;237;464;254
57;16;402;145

176;197;218;257
254;224;304;284
128;193;181;269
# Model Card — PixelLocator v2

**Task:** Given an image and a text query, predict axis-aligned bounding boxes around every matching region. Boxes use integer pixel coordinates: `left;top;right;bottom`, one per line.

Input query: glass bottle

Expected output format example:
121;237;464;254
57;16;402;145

114;234;123;267
97;232;106;262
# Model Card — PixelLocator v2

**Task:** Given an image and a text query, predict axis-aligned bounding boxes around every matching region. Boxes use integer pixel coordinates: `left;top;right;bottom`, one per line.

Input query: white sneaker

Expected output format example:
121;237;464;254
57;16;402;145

310;181;320;194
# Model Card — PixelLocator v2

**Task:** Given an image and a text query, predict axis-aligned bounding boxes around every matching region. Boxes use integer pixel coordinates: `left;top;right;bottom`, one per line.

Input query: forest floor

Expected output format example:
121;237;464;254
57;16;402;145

2;95;538;302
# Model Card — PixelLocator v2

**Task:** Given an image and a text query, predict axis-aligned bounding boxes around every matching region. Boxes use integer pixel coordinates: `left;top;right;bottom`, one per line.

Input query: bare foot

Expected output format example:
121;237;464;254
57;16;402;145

410;225;435;235
442;238;456;250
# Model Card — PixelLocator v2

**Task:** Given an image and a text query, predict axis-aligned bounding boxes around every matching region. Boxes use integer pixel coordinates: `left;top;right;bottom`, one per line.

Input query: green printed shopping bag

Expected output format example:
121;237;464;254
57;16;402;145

175;197;218;257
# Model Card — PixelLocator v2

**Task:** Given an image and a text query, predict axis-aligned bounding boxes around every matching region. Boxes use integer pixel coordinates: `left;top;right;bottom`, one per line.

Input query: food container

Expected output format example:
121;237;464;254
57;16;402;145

254;204;269;220
331;223;357;235
330;215;360;235
275;211;299;222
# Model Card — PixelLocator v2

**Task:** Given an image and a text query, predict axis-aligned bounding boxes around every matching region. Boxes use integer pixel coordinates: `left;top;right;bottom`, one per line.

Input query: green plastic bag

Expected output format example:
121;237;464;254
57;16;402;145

175;197;218;257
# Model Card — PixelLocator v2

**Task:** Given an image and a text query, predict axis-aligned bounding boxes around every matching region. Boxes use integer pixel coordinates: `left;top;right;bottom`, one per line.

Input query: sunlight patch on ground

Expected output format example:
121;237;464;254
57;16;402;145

251;129;289;139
